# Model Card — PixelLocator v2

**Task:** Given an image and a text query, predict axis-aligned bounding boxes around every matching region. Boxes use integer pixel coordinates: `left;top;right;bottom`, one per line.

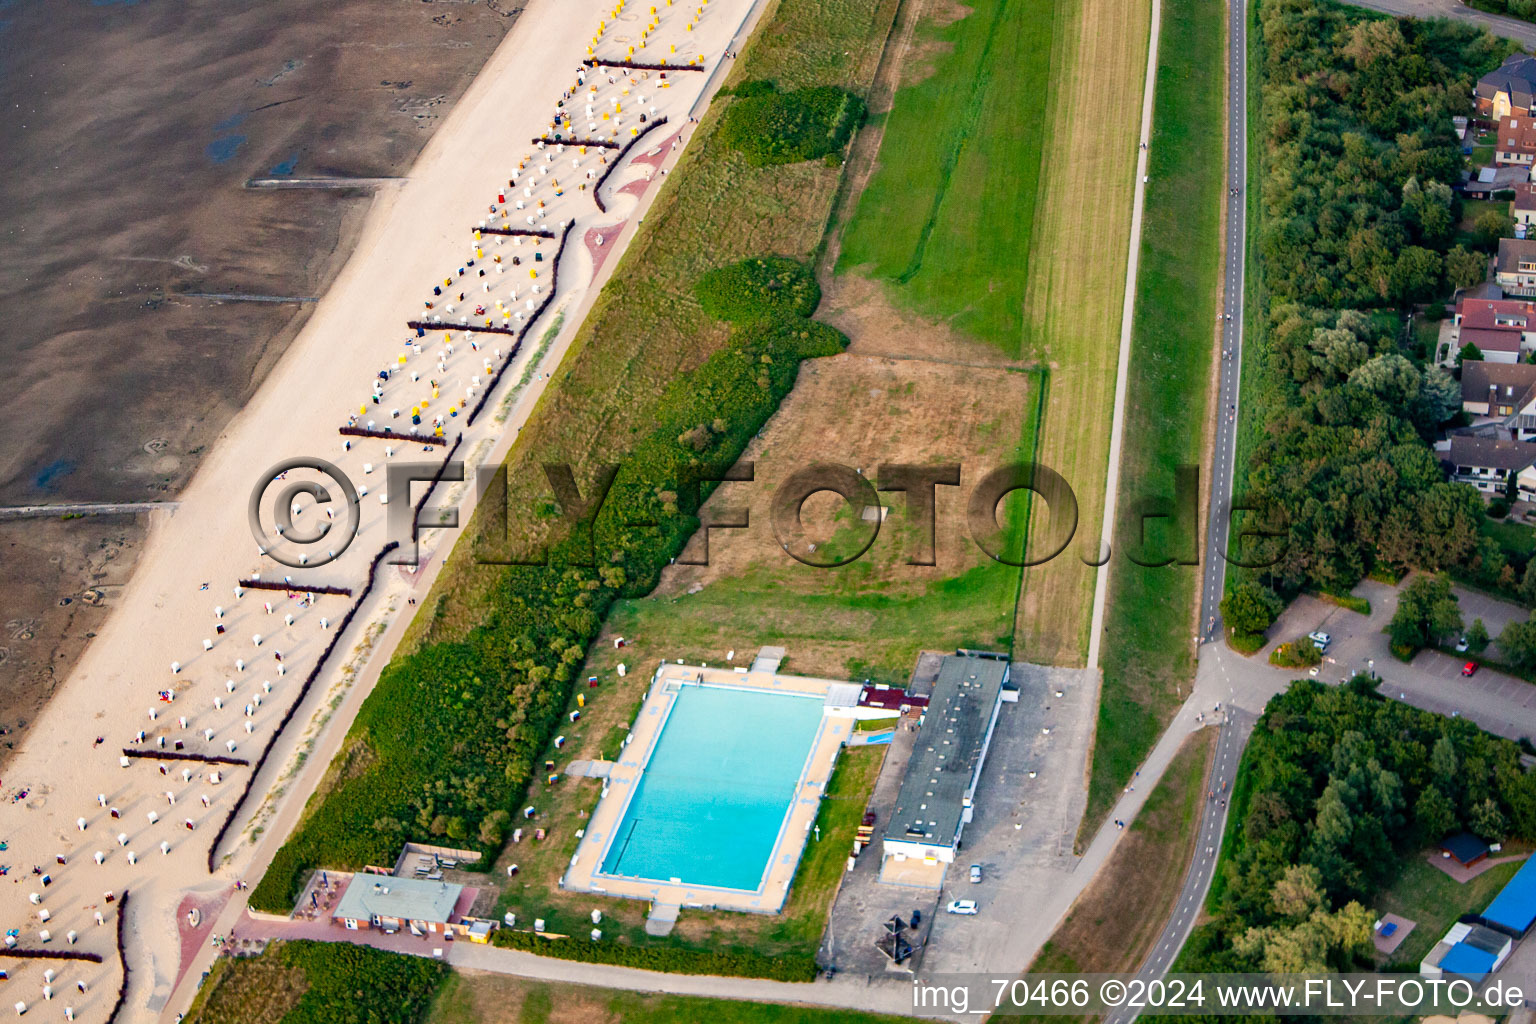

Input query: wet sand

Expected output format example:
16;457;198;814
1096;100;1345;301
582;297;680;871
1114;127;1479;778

0;0;518;744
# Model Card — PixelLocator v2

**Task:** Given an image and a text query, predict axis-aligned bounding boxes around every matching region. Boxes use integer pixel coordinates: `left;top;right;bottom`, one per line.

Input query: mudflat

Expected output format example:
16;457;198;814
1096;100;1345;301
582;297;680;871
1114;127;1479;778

0;0;517;739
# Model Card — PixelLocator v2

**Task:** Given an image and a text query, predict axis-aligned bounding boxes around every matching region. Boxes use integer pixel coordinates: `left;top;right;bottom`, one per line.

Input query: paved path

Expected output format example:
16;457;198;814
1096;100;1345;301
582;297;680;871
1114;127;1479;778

1086;0;1165;672
1104;709;1253;1024
1199;0;1249;643
1340;0;1536;49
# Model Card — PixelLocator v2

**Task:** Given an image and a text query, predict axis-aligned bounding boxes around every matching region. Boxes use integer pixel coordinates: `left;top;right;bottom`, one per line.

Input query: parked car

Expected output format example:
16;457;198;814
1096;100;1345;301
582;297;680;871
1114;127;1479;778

1463;662;1479;677
969;864;982;883
1308;631;1331;650
1456;637;1470;653
946;899;979;915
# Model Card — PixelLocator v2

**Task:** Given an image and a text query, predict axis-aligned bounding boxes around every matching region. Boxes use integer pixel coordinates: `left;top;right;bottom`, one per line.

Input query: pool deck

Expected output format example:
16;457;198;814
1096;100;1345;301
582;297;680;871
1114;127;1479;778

560;661;851;914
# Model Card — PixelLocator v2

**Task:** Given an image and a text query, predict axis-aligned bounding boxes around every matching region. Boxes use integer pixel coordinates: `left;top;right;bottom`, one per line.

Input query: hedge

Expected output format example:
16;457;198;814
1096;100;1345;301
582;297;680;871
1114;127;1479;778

252;259;845;913
717;82;865;167
490;929;818;981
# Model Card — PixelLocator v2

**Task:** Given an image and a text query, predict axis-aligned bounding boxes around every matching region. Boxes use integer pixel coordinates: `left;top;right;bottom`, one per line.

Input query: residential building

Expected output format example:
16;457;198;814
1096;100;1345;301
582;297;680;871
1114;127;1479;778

1460;360;1536;439
1452;296;1536;359
1497;238;1536;296
880;652;1009;882
1444;434;1536;495
1477;54;1536;119
1497;117;1536;166
1517;184;1536;228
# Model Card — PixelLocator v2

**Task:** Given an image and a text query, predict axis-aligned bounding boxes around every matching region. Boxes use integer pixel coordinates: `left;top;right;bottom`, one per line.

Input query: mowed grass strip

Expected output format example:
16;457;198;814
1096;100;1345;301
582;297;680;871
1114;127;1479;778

1012;0;1151;667
1018;729;1215;1024
1085;0;1226;836
835;0;1056;353
426;972;913;1024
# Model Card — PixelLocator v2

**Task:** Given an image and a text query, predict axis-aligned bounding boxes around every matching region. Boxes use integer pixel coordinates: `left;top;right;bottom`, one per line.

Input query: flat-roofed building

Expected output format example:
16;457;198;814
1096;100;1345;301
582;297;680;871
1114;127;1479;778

332;873;464;934
880;652;1009;884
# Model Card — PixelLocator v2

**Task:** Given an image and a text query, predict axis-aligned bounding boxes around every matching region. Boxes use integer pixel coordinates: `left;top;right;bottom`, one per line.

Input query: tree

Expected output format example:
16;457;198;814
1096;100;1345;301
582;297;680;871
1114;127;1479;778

1415;784;1457;840
1468;618;1490;653
1348;353;1420;407
1499;618;1536;669
1520;561;1536;608
1458;341;1485;366
1446;244;1488;290
1310;326;1371;380
1412;366;1460;430
1389;246;1443;304
1272;864;1326;919
1222;582;1285;637
1470;797;1509;842
1388;573;1462;653
1431;734;1460;785
1475;208;1515;250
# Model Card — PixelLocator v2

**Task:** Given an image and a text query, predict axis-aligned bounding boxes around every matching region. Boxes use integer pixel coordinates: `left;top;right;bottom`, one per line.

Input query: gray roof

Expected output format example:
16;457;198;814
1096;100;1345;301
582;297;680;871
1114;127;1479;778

884;653;1008;850
1499;237;1536;273
1479;55;1536;109
332;874;462;924
1447;434;1536;473
1461;359;1536;410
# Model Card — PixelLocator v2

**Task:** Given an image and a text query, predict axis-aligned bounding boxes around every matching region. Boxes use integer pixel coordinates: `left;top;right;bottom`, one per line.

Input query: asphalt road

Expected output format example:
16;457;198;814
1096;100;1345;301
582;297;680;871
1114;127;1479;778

1103;708;1254;1024
1199;0;1249;644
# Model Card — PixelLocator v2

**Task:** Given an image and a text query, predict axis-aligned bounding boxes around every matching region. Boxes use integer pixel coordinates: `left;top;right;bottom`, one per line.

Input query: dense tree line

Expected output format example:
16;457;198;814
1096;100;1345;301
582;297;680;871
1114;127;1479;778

1239;1;1514;601
1177;682;1536;976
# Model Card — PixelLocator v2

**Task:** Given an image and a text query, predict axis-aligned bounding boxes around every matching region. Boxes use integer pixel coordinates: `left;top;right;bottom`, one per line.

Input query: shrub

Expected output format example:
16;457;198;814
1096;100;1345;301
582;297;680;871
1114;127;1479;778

188;940;444;1024
695;257;820;324
1269;638;1322;668
717;83;865;167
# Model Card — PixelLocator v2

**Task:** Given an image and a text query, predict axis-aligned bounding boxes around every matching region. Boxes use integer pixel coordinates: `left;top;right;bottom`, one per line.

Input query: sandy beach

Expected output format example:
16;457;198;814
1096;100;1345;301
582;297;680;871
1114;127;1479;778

0;0;754;1019
0;0;516;753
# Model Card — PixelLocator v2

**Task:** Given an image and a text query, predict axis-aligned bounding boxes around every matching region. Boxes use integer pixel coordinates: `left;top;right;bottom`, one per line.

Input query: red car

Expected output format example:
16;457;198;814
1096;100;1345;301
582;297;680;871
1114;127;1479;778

1462;662;1478;677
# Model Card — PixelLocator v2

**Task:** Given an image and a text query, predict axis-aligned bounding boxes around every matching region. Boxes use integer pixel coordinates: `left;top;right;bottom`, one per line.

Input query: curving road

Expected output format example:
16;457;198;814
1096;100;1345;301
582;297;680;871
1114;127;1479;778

1199;0;1249;645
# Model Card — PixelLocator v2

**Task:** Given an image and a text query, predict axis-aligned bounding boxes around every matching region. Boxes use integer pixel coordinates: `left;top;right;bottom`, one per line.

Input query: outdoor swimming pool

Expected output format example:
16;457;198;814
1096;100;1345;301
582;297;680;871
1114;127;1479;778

599;683;827;892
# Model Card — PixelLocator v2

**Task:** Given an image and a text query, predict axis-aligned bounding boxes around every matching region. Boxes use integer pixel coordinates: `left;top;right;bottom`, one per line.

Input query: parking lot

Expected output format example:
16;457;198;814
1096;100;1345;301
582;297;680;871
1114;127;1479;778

821;661;1098;977
1239;579;1536;744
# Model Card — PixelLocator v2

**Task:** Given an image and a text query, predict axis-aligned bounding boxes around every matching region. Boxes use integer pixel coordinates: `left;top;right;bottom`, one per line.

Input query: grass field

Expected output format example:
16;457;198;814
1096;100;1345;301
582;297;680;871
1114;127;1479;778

425;973;912;1024
590;354;1041;685
1020;729;1215;1023
1084;0;1226;837
832;0;1151;668
1373;854;1526;967
836;0;1055;351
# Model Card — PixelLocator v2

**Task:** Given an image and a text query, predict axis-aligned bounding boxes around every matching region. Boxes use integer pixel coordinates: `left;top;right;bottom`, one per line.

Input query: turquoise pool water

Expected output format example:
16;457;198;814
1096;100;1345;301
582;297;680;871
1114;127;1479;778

600;684;826;891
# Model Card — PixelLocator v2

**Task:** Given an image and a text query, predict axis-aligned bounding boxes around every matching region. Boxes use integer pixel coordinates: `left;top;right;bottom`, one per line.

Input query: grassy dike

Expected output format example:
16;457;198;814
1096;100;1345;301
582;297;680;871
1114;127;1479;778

1083;0;1226;838
250;0;900;954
